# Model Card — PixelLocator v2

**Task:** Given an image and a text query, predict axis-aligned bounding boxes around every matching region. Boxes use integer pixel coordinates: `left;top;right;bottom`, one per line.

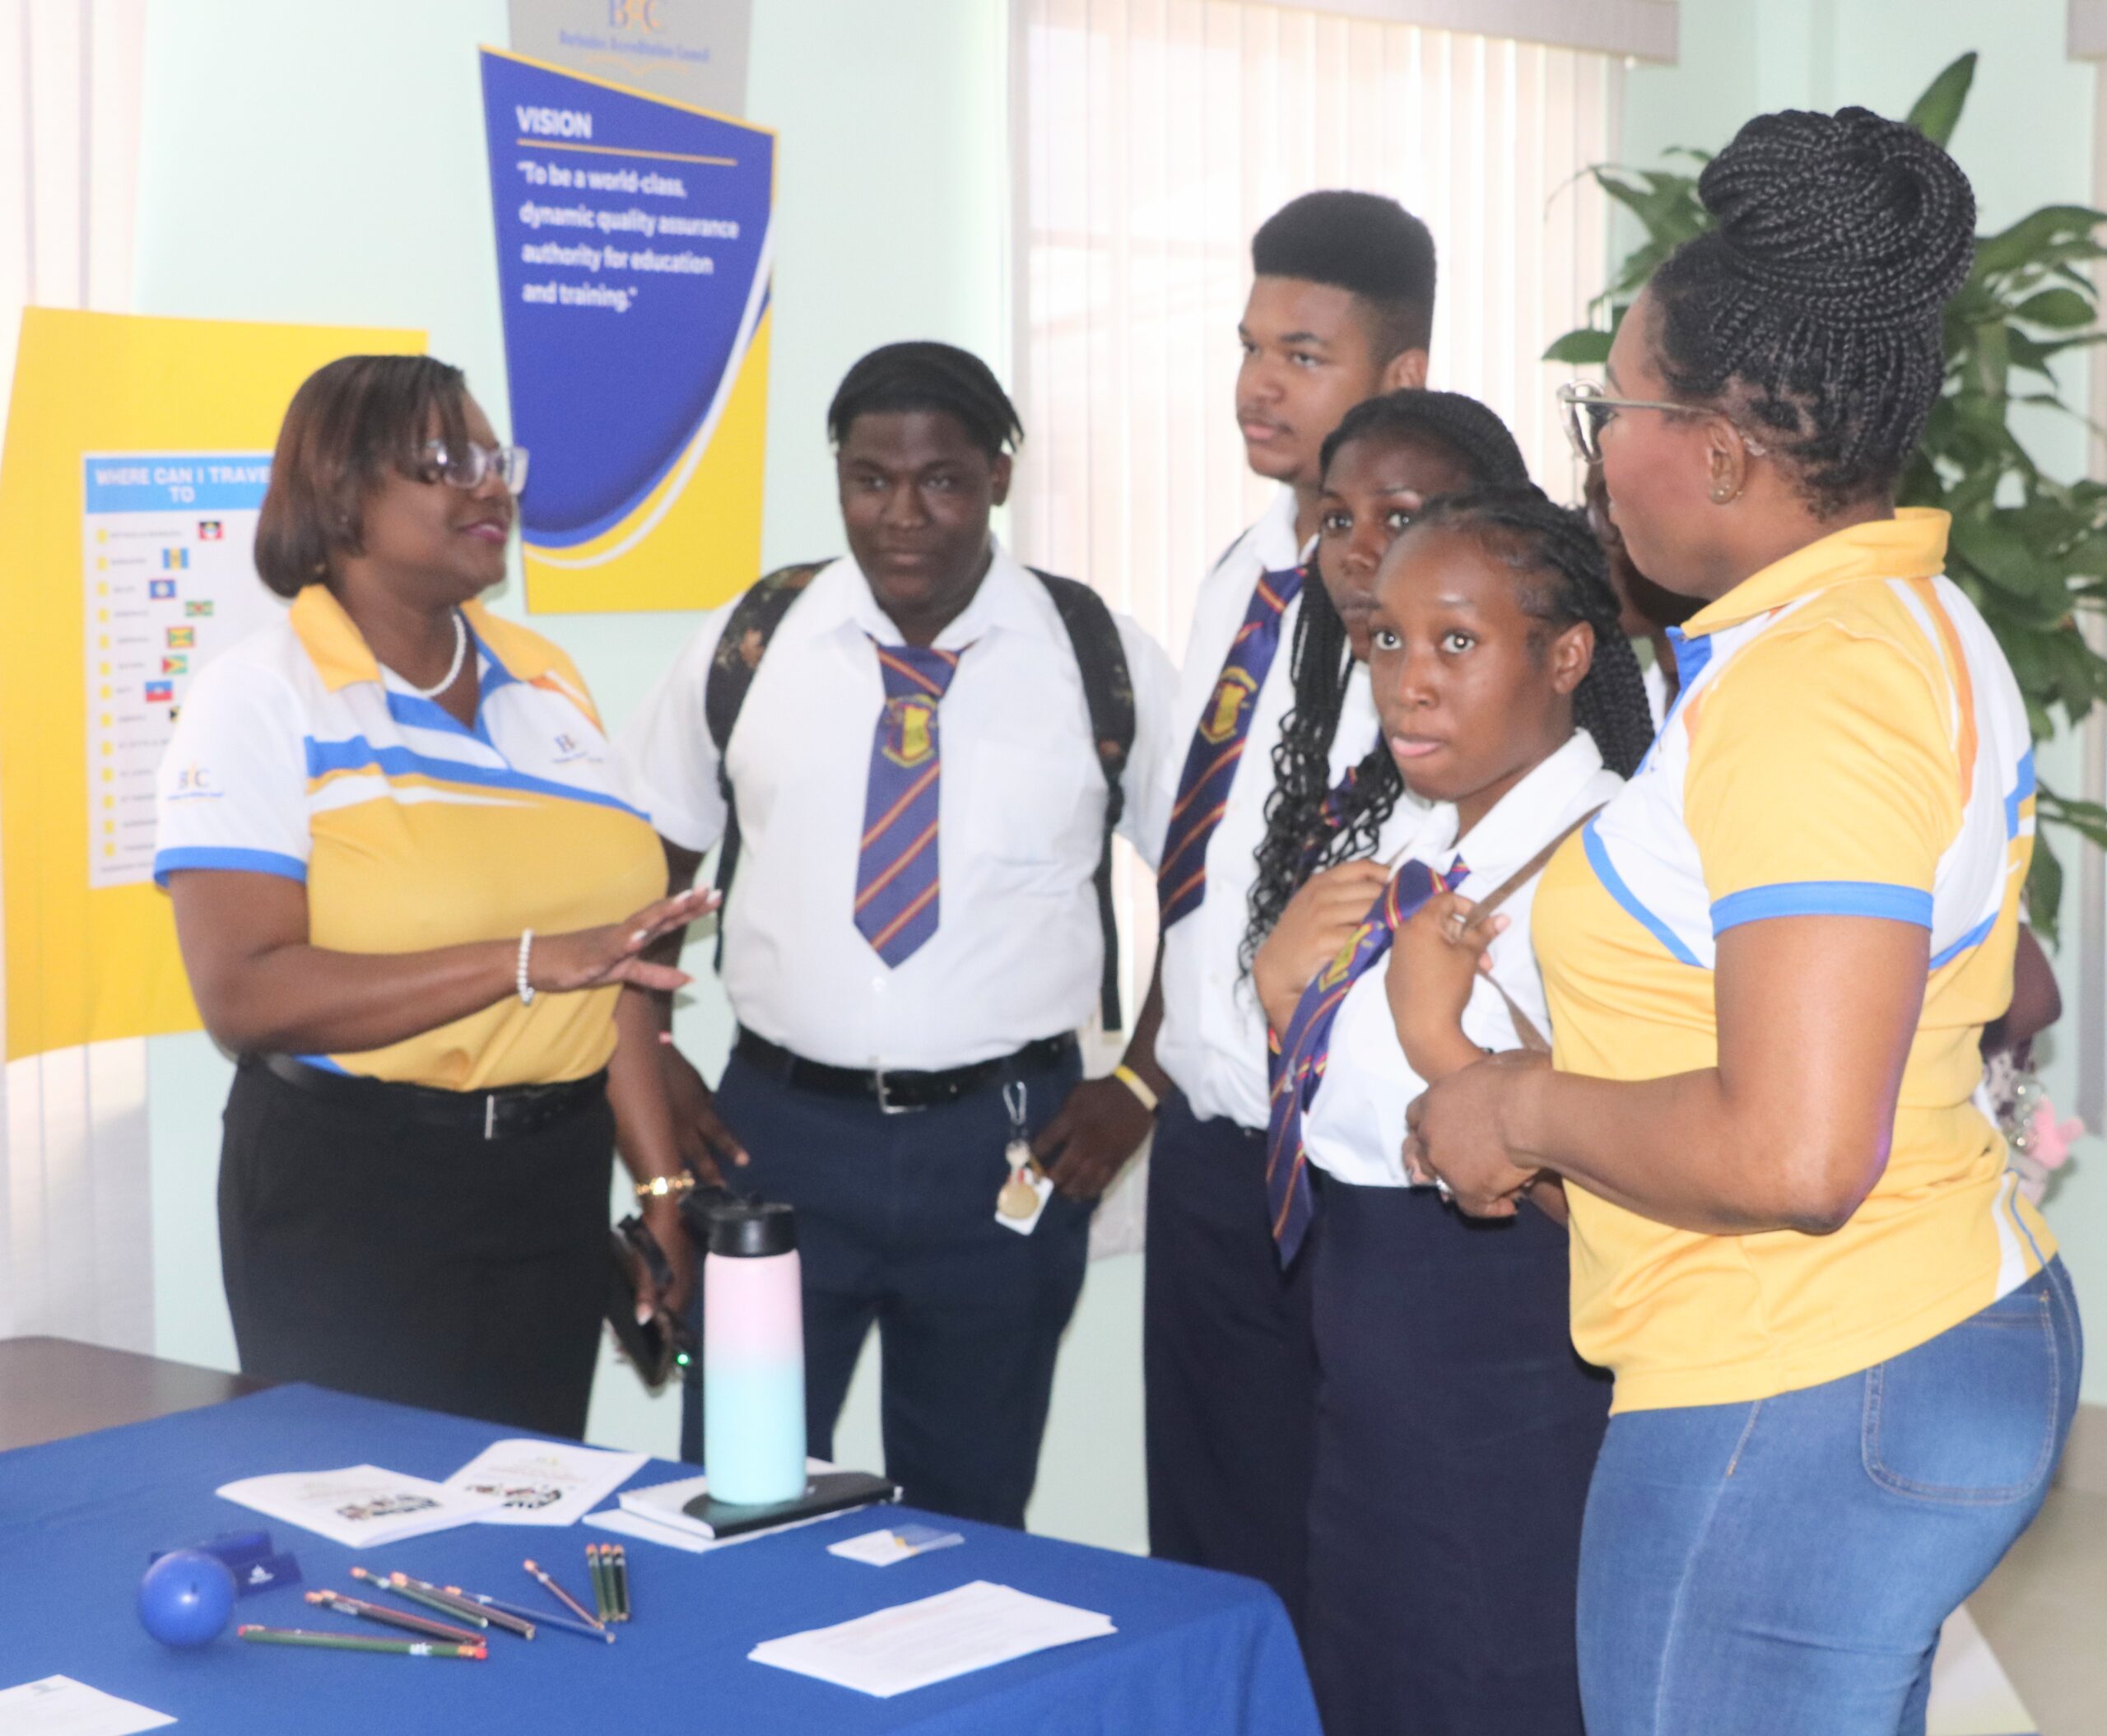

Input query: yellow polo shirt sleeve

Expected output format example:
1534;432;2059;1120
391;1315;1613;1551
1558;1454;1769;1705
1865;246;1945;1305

1683;617;1962;937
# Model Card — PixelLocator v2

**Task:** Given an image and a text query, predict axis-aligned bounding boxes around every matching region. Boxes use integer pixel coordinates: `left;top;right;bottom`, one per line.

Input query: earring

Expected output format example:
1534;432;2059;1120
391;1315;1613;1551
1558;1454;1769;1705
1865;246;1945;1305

1709;482;1741;505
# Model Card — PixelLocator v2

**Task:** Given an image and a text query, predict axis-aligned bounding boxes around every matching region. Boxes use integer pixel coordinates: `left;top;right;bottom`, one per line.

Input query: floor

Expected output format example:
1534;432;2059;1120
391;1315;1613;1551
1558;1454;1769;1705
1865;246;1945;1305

1959;1484;2107;1736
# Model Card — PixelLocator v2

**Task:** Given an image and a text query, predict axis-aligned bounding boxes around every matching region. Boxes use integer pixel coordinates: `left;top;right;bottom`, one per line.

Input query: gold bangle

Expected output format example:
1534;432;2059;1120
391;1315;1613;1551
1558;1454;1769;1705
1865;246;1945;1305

634;1173;697;1201
1112;1064;1160;1116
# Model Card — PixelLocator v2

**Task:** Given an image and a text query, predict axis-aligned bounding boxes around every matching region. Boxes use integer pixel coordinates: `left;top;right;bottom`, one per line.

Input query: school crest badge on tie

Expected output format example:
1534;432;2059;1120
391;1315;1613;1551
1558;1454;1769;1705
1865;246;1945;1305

1197;667;1260;745
879;695;939;769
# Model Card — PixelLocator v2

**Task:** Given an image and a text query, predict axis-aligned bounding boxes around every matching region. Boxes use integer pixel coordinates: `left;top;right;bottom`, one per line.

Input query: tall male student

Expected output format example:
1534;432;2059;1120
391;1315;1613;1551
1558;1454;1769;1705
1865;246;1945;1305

620;342;1176;1529
1134;192;1438;1621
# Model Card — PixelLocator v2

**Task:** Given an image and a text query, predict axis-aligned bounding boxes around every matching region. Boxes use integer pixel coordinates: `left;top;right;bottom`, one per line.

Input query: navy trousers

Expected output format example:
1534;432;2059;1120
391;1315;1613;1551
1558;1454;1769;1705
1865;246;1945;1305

1306;1177;1610;1736
681;1045;1090;1529
1142;1088;1315;1629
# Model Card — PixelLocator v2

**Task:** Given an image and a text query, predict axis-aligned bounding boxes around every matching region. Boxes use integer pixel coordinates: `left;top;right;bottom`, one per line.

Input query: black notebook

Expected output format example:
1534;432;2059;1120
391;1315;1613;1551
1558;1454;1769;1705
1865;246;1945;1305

681;1470;901;1539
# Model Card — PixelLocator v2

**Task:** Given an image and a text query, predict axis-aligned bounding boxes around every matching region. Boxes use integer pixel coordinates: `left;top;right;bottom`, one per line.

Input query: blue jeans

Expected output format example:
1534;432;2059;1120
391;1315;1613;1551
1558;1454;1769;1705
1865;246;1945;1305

1577;1257;2081;1736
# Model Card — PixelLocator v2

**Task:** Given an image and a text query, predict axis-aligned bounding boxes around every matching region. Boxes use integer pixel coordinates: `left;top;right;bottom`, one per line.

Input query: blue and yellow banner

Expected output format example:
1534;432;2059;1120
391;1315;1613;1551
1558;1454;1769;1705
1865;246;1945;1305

480;46;774;614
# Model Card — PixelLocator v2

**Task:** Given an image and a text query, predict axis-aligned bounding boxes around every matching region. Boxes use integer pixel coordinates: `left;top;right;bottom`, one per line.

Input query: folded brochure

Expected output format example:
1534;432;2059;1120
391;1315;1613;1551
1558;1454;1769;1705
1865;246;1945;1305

442;1437;647;1527
216;1464;502;1548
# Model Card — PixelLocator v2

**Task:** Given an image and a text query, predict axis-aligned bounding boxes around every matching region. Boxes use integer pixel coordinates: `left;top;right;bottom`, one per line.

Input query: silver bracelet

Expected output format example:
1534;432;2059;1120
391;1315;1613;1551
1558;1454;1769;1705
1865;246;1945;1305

516;929;537;1005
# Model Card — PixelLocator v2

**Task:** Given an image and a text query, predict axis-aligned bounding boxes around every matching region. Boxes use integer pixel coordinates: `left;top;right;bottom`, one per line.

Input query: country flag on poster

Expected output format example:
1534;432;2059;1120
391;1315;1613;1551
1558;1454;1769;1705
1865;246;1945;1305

160;547;188;570
197;520;223;540
184;600;213;617
161;654;188;675
166;626;194;649
150;579;176;599
145;682;174;703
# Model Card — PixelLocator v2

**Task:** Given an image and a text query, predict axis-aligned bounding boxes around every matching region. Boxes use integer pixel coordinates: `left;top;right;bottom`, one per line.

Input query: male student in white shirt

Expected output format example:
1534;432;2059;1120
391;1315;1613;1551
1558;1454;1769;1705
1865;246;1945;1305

619;342;1176;1528
1131;193;1437;1623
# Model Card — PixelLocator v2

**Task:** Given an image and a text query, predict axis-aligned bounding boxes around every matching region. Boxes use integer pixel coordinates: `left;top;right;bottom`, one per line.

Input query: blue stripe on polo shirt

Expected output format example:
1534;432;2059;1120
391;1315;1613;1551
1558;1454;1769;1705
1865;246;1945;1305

152;846;308;887
1583;817;1703;967
302;735;649;821
1711;882;1934;934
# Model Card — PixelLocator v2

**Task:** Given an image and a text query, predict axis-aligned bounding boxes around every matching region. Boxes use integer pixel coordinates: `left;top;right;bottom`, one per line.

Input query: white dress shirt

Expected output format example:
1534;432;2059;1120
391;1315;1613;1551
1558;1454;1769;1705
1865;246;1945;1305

618;542;1177;1070
1303;730;1622;1189
1155;486;1427;1130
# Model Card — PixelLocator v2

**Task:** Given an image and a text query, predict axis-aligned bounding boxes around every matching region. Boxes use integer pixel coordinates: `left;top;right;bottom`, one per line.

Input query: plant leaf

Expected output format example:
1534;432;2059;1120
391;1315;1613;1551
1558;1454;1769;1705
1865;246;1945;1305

1906;52;1976;148
1542;328;1613;365
2011;287;2096;329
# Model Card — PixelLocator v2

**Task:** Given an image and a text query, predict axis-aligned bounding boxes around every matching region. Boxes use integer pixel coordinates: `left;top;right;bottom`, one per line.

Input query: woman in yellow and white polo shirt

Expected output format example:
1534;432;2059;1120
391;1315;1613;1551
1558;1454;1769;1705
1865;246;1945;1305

1405;110;2081;1734
156;355;707;1439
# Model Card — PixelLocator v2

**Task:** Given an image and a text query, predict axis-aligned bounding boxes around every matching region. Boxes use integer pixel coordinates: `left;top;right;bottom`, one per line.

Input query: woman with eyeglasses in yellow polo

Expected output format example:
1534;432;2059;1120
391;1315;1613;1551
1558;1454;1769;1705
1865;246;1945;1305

156;354;705;1438
1405;108;2081;1734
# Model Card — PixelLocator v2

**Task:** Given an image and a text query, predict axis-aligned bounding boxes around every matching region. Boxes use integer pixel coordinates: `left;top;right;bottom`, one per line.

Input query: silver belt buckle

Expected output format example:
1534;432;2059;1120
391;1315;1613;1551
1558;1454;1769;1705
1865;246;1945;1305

872;1064;923;1116
484;1094;498;1142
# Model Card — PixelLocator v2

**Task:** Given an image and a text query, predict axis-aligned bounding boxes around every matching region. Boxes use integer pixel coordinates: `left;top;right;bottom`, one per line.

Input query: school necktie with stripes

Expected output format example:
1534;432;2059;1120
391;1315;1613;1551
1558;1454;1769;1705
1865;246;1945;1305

1295;761;1362;881
854;638;964;967
1156;565;1304;928
1263;857;1469;1265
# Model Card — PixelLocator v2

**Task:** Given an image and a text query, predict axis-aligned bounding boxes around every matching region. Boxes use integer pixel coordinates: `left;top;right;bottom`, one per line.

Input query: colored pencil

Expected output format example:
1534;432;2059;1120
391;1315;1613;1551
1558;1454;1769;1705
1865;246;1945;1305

374;1571;490;1627
523;1558;604;1631
239;1624;485;1659
612;1544;630;1622
435;1585;538;1641
586;1544;610;1622
305;1589;479;1645
448;1588;611;1644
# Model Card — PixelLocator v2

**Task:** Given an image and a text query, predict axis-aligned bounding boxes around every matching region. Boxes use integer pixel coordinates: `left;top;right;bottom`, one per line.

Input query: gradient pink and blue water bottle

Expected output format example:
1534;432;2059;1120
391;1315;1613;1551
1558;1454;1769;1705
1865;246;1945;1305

701;1198;807;1505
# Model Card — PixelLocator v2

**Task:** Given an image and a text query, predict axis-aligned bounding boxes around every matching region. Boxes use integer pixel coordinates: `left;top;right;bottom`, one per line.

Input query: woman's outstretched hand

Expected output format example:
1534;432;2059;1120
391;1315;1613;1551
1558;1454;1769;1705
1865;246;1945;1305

533;887;719;994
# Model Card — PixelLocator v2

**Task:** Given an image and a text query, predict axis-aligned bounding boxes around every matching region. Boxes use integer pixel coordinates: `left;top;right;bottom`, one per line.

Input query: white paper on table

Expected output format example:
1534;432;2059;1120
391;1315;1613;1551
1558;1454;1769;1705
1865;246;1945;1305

748;1580;1115;1697
0;1676;174;1735
215;1464;503;1548
443;1439;648;1527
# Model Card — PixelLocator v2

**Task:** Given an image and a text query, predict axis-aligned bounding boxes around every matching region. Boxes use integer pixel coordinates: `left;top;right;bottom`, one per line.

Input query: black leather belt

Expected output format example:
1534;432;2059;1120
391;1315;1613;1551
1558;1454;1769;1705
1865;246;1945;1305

255;1054;607;1142
733;1029;1077;1114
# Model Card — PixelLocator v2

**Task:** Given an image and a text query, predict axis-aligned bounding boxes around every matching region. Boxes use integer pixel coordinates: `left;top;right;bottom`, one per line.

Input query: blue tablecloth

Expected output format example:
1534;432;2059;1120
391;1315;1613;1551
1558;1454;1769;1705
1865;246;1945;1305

0;1385;1318;1733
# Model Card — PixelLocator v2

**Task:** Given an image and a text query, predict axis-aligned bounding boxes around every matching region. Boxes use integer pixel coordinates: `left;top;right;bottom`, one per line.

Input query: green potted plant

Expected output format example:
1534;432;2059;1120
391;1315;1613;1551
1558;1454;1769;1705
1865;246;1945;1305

1547;53;2107;937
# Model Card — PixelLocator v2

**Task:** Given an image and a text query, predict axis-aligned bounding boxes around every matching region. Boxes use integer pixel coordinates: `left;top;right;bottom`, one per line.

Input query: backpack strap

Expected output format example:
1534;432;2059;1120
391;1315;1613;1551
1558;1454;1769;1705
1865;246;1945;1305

1030;568;1137;1031
701;561;827;970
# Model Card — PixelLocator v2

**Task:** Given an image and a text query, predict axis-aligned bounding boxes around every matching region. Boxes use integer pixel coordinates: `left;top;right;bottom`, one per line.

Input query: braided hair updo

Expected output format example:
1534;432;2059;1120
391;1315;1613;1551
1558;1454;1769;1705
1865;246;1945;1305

1648;106;1974;517
1407;486;1658;780
1241;391;1528;966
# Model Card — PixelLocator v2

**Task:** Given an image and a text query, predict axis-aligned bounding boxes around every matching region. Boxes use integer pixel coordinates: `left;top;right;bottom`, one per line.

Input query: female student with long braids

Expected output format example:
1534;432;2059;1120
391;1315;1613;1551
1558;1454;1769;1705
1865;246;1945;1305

1255;483;1655;1736
1242;389;1530;972
1406;108;2082;1734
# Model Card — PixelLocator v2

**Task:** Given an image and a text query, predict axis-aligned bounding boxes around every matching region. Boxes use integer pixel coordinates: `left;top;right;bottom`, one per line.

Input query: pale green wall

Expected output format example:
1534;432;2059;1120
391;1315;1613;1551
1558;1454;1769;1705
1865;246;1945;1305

1626;1;2107;1403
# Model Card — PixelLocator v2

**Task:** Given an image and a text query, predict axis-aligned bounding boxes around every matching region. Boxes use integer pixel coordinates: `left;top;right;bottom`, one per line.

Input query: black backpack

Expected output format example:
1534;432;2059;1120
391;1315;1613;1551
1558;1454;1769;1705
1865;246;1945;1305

700;560;1137;1030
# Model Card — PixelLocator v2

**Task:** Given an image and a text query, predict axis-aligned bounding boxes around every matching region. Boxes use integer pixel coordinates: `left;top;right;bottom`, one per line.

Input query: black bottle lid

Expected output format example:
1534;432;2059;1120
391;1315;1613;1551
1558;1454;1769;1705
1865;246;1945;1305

704;1196;798;1259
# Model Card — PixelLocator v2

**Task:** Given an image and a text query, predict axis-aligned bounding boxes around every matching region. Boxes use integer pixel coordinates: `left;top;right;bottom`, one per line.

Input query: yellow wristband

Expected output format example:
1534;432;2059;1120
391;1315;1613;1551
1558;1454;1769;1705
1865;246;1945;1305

635;1172;697;1201
1112;1064;1160;1116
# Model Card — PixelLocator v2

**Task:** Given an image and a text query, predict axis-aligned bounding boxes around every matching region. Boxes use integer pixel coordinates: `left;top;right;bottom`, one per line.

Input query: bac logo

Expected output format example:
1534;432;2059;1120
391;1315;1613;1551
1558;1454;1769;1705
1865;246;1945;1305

175;763;212;794
1197;668;1258;745
608;0;665;29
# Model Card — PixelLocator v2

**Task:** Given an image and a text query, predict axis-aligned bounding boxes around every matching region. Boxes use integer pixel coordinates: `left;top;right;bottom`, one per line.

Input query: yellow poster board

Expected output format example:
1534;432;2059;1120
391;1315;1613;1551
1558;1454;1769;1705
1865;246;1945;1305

0;308;422;1062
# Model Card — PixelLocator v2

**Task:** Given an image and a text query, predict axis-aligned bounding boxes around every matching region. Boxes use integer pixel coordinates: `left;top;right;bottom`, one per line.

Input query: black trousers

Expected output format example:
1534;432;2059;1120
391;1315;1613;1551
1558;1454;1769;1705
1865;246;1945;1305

219;1058;613;1440
1306;1178;1610;1736
1142;1088;1315;1629
680;1046;1091;1529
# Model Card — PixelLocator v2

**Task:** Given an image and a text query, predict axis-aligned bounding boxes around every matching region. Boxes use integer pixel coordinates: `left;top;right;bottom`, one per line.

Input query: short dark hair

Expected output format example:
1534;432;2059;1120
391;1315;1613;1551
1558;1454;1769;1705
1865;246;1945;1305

1648;106;1974;516
253;354;472;598
826;341;1023;459
1318;389;1528;489
1252;191;1437;359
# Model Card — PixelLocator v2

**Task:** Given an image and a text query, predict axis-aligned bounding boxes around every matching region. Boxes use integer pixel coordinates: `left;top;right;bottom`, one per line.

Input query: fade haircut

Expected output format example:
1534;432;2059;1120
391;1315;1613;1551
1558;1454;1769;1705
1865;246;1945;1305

1251;190;1437;360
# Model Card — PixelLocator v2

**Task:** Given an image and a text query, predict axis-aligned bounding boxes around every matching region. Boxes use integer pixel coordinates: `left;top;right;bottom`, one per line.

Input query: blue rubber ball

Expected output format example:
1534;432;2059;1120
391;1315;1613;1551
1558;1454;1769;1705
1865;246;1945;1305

138;1549;235;1647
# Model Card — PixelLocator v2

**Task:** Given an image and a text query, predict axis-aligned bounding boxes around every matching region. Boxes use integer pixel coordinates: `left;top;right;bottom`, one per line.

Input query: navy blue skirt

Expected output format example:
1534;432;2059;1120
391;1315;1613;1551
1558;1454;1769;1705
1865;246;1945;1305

1304;1176;1610;1736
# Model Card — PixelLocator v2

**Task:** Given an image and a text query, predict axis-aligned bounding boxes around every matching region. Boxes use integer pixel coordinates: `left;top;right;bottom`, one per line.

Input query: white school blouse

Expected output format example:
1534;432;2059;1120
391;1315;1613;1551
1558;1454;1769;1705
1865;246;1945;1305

1154;487;1421;1129
617;542;1178;1072
1303;731;1622;1189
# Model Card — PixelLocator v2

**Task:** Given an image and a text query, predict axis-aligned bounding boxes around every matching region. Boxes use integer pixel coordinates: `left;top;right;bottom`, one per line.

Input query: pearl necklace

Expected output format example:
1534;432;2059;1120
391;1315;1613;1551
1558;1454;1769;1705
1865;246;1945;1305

391;610;469;700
